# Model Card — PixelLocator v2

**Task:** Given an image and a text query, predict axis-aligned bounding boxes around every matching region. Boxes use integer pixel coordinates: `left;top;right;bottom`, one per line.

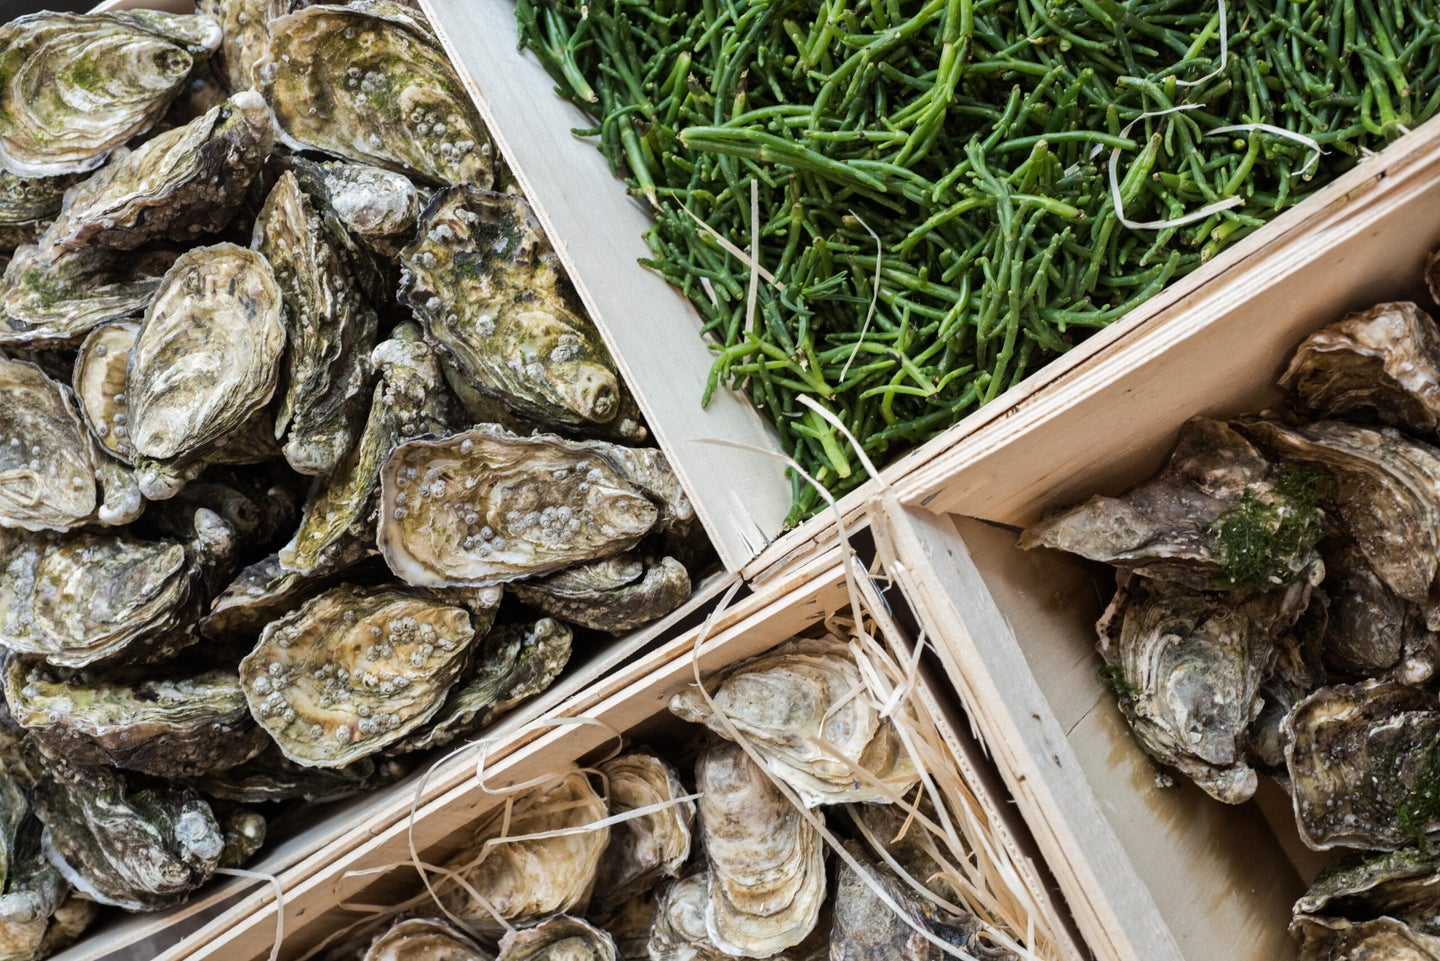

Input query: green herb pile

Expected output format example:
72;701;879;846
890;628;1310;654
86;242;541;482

517;0;1440;522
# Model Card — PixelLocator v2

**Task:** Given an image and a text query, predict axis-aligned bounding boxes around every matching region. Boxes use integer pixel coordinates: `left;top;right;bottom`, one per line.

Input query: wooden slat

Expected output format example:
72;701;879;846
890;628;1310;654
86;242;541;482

872;498;1184;961
422;0;792;571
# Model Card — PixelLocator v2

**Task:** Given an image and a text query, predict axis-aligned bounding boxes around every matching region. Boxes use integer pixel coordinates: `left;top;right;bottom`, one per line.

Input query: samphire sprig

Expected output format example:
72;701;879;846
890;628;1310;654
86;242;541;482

517;0;1440;524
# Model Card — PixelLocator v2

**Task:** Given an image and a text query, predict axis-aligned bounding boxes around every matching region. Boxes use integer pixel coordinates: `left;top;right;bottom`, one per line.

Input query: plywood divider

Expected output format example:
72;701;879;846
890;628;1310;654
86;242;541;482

871;498;1183;961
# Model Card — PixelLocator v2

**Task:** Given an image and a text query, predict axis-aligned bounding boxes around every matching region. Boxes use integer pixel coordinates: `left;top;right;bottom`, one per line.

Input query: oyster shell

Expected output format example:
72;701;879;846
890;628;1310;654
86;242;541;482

0;515;231;667
395;616;569;754
194;744;409;804
601;890;655;961
1285;680;1440;850
671;635;920;807
197;0;270;94
2;657;268;778
496;916;616;961
0;893;96;961
198;553;344;644
1281;302;1440;438
238;585;477;768
128;242;285;469
256;3;493;186
696;738;825;957
832;842;1016;961
1240;418;1440;613
0;11;222;177
0;172;78;251
252;171;377;476
592;752;694;914
278;323;455;576
509;555;689;634
71;320;137;465
287;157;424;260
1021;417;1327;591
1094;570;1319;804
1291;915;1440;960
1295;845;1440;935
377;426;665;588
40;92;271;253
216;807;266;869
361;918;493;961
25;747;223;911
0;244;176;348
0;811;73;961
400;187;636;435
647;872;728;961
0;357;106;531
437;768;608;935
1319;536;1438;681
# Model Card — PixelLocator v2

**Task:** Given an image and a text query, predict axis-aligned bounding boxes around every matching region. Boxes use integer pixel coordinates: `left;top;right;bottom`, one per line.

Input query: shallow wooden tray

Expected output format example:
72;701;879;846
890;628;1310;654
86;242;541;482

875;114;1440;961
164;547;1085;961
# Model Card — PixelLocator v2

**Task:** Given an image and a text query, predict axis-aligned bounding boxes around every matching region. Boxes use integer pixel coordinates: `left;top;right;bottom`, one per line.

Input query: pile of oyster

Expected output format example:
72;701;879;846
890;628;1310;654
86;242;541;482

1022;264;1440;957
0;2;702;955
343;632;1023;961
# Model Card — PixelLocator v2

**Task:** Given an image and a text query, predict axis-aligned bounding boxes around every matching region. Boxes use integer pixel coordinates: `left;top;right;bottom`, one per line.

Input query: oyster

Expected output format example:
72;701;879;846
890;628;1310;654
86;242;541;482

1285;680;1440;850
1319;536;1438;681
436;768;608;935
647;872;726;961
400;187;636;435
25;748;223;911
256;3;493;186
0;11;222;177
287;157;424;260
0;172;78;252
0;776;67;961
832;842;1016;961
1295;846;1440;936
361;918;492;961
696;738;825;957
0;244;176;348
510;555;690;634
591;752;694;913
671;635;920;807
496;916;616;961
395;617;570;754
377;426;666;587
0;356;109;531
1021;417;1328;591
238;585;477;768
197;0;269;94
1240;418;1440;613
127;242;285;472
252;171;377;476
2;657;268;777
1281;302;1440;439
216;807;266;869
72;321;138;465
40;93;271;253
601;890;656;961
279;323;454;576
1290;915;1440;960
0;513;233;667
1094;570;1320;804
194;744;409;804
199;553;344;644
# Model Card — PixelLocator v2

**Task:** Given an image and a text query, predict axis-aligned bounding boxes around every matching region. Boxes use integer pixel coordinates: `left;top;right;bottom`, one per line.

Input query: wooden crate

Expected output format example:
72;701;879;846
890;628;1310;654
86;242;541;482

148;548;1085;961
871;116;1440;961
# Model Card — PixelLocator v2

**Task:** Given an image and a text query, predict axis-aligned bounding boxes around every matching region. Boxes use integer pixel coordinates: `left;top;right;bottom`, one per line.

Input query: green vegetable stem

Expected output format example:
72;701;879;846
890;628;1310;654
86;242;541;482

517;0;1440;524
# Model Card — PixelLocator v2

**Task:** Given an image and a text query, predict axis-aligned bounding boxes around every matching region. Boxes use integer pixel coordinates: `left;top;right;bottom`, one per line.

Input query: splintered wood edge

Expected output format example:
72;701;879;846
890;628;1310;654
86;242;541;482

422;0;794;571
157;549;853;961
872;499;1183;961
894;112;1440;519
